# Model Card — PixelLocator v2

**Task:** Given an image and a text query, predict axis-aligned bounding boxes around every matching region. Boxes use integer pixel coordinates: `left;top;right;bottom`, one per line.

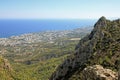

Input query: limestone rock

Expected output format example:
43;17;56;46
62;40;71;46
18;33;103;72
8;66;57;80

81;65;118;80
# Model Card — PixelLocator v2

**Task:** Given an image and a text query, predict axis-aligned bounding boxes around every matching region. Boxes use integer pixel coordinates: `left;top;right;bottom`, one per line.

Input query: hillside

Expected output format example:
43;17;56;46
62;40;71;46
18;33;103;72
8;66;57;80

50;16;120;80
0;56;14;80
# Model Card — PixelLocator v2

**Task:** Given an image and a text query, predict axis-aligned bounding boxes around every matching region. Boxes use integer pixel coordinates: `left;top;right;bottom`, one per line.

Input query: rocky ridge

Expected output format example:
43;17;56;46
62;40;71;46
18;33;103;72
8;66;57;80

50;16;120;80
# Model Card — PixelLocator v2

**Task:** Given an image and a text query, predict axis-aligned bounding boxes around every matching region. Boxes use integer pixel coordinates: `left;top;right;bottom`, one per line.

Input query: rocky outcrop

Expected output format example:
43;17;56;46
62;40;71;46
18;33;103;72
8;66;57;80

0;56;12;71
0;56;14;80
81;65;118;80
50;16;120;80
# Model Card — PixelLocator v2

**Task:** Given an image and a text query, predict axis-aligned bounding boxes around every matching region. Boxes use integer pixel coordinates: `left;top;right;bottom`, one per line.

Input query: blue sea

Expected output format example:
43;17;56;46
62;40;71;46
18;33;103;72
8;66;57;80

0;19;97;38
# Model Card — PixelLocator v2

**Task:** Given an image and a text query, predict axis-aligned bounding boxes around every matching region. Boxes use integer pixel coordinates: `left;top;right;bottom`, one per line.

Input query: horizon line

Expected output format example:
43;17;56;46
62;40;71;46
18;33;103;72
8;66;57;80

0;16;119;20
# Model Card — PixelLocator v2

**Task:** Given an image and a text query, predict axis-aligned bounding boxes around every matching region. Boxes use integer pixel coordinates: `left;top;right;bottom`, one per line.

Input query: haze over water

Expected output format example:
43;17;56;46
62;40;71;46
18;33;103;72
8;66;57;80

0;19;96;38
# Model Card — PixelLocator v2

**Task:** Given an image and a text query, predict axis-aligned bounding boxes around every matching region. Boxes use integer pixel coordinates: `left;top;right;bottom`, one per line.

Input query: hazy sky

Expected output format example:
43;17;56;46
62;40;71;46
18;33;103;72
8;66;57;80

0;0;120;19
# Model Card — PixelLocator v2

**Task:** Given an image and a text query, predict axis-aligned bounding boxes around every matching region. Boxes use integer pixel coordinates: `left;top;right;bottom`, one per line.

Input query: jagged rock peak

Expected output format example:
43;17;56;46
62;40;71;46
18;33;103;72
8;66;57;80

87;16;108;40
99;16;106;21
96;16;107;23
94;16;108;29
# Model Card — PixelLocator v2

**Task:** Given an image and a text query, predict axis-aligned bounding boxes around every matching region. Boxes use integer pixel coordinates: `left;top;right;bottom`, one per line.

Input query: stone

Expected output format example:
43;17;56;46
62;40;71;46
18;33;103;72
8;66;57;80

81;65;118;80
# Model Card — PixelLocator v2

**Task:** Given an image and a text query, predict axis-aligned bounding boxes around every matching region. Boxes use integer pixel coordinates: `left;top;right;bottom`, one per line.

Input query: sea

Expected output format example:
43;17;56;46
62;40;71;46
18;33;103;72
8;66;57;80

0;19;97;38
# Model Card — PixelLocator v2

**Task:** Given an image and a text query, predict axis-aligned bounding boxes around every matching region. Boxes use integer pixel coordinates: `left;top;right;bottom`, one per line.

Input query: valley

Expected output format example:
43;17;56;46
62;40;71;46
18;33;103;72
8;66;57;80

0;27;91;80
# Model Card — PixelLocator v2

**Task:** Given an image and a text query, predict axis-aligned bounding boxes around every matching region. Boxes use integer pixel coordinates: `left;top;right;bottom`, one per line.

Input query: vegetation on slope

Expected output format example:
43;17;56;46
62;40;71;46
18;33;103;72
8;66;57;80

0;29;89;80
0;56;14;80
11;55;67;80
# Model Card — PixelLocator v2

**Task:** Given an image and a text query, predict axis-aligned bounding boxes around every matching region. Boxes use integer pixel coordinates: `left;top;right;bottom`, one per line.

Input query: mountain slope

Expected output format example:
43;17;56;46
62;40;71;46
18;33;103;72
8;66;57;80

50;16;120;80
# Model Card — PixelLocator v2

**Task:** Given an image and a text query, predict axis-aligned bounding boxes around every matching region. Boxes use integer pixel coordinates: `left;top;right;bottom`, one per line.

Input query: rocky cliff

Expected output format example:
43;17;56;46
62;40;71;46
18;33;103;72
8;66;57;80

50;16;120;80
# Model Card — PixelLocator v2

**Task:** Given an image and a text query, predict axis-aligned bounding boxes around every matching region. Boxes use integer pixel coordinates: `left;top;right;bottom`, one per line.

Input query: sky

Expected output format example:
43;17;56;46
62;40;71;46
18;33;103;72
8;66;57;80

0;0;120;19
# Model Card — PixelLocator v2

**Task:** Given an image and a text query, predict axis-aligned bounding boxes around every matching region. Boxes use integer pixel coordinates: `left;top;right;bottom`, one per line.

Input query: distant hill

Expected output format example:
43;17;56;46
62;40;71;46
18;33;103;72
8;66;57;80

50;16;120;80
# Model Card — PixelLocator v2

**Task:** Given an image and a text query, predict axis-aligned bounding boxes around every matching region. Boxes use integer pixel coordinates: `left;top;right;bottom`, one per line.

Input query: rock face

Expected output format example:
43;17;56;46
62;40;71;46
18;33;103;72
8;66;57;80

50;16;120;80
81;65;118;80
